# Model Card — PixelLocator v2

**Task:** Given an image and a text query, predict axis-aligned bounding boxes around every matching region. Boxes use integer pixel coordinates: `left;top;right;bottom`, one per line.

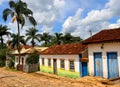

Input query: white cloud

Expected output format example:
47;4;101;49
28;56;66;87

108;19;120;28
62;0;120;39
0;0;7;5
22;0;66;33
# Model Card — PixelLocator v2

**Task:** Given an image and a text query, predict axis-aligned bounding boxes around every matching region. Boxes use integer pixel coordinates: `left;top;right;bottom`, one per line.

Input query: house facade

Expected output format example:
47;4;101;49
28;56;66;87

8;46;47;71
83;28;120;78
40;43;88;77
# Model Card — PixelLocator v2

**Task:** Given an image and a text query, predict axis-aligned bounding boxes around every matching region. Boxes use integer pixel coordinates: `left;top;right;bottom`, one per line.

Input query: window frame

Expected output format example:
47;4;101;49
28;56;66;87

48;58;51;67
69;59;75;71
60;59;65;69
42;58;44;65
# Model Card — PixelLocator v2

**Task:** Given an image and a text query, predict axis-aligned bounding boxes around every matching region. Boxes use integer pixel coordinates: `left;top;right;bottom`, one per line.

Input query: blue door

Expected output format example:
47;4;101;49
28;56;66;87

107;52;119;78
94;53;103;77
81;62;88;77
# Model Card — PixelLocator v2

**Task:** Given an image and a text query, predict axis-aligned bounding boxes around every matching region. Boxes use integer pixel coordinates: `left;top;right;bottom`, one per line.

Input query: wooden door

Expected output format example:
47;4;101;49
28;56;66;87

107;52;119;78
94;53;103;77
81;62;88;77
53;59;57;74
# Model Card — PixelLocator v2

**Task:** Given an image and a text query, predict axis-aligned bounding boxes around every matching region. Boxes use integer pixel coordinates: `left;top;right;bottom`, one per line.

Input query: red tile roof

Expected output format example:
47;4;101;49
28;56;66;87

40;43;87;55
83;28;120;44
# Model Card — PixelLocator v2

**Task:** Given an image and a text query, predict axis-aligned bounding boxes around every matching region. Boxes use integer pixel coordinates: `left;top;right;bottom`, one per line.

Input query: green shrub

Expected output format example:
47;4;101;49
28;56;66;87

0;49;8;67
8;57;15;69
26;53;39;64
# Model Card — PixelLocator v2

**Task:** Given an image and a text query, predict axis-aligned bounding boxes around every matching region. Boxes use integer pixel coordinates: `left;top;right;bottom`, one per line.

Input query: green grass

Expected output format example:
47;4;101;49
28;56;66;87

40;65;80;78
40;65;53;74
58;69;80;78
5;67;17;72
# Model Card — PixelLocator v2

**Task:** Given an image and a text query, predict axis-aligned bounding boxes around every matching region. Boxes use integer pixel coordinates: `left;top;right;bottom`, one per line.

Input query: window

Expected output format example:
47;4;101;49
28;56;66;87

48;59;51;67
60;59;65;69
42;58;44;65
69;60;74;71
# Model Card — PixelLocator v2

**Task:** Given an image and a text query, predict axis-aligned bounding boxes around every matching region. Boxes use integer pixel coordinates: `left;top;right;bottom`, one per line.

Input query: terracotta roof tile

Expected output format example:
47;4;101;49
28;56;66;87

83;28;120;44
40;43;87;55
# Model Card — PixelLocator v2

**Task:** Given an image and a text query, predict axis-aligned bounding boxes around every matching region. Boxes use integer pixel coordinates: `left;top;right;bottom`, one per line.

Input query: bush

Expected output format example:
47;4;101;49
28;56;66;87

8;57;15;69
26;53;39;64
0;49;8;67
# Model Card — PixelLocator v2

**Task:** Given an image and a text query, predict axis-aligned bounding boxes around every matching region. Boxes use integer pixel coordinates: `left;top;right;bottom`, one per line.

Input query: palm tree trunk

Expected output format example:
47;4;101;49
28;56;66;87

0;36;3;48
17;20;21;65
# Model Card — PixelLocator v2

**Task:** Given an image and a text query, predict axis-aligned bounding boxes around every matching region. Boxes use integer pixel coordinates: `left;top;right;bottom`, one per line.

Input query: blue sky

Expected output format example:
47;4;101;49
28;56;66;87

0;0;120;41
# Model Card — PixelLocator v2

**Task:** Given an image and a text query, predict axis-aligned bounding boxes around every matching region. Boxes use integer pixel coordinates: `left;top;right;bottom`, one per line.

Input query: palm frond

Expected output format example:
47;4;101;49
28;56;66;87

9;1;16;8
2;8;14;21
28;16;37;26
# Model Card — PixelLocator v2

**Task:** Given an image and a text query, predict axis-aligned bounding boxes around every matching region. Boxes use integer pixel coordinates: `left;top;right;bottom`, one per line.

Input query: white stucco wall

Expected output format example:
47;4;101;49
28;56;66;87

14;55;28;68
88;42;120;78
39;55;80;72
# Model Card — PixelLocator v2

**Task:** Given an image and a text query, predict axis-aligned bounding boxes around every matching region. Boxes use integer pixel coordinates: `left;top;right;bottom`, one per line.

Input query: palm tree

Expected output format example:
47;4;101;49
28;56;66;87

63;33;73;44
54;32;63;45
9;34;26;49
0;25;11;48
40;32;52;47
26;27;40;47
2;0;37;64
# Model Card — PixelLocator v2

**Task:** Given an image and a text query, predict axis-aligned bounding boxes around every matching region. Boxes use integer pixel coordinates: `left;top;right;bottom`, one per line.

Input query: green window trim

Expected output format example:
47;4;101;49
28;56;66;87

60;59;65;69
48;58;51;67
69;60;75;71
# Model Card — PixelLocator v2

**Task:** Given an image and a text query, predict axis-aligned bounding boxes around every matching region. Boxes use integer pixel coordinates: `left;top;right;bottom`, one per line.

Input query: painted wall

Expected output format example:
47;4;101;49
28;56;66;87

88;42;120;78
39;55;80;72
14;55;28;67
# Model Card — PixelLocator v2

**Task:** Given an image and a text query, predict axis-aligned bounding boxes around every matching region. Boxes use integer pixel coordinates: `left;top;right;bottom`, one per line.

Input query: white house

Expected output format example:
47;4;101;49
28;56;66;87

8;45;47;71
39;43;88;77
83;28;120;79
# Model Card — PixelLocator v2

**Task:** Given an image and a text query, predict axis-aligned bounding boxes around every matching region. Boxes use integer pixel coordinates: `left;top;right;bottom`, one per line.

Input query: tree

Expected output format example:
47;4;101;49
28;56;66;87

62;33;82;44
2;0;37;64
0;25;11;48
62;33;73;44
9;34;26;49
40;32;52;47
53;32;63;45
26;27;40;47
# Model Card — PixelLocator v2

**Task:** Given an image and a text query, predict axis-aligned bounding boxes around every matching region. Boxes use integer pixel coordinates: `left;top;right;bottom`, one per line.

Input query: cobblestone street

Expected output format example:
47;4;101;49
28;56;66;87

0;68;119;87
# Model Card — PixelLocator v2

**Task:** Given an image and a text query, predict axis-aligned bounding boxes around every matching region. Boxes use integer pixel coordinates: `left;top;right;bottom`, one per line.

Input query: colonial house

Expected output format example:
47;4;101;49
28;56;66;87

83;28;120;78
39;43;88;77
7;45;47;71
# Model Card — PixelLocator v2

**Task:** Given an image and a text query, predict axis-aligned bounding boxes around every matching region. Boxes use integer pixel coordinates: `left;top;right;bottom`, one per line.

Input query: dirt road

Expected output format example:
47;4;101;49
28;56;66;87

0;68;119;87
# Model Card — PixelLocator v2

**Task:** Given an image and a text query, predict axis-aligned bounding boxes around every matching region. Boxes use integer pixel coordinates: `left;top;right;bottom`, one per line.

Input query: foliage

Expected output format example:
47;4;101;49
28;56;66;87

40;32;52;47
9;34;26;48
26;53;39;64
0;24;11;48
40;65;80;78
53;33;63;45
8;56;15;69
40;32;83;47
3;0;37;61
26;27;40;47
0;48;8;67
5;67;17;72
